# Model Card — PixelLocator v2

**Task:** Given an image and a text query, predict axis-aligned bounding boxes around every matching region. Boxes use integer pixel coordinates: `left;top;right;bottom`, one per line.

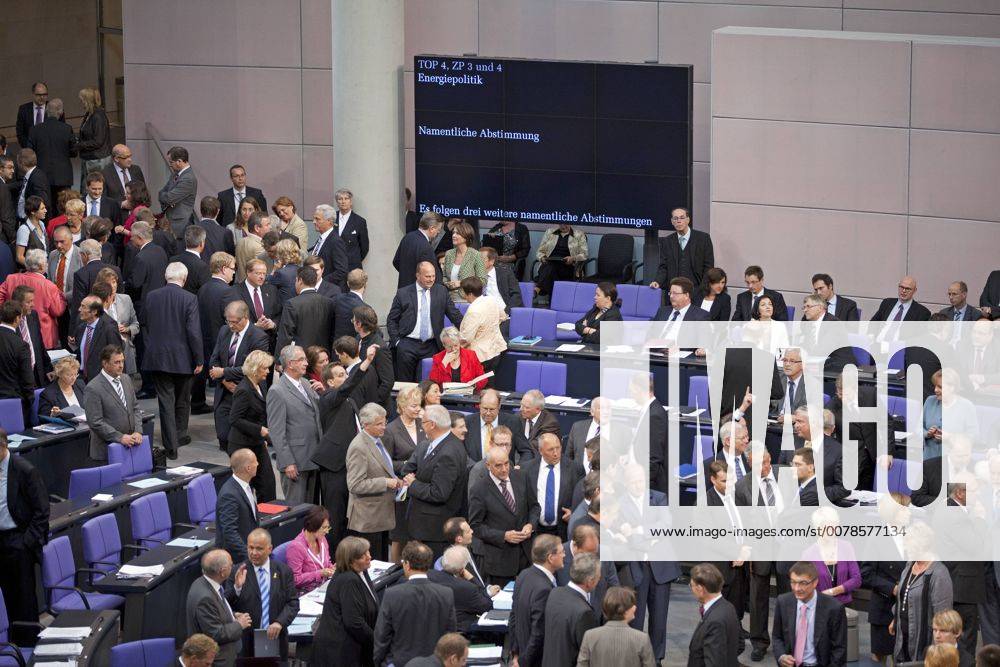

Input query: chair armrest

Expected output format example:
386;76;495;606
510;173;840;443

530;260;541;281
173;522;199;534
632;262;644;284
49;493;66;503
47;585;91;610
132;536;166;552
621;260;639;284
76;567;110;587
0;643;26;667
582;257;597;277
121;544;145;556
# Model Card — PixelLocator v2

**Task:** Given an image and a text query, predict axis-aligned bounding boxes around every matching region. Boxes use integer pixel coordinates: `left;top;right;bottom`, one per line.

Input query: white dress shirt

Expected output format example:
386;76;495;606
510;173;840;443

533;564;557;586
407;284;433;340
234;475;257;518
536;459;561;527
338;211;351;236
314;227;333;253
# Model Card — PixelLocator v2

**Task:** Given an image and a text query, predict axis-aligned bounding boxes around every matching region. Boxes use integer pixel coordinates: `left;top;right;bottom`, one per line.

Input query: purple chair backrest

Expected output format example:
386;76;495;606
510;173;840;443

887;395;908;420
30;387;43;427
186;473;217;526
519;282;534;308
635;286;662;319
887;458;908;496
107;436;153;480
888;348;905;370
272;542;289;565
0;398;24;435
68;463;123;501
509;308;532;339
82;514;123;573
420;357;433;380
692;434;715;466
571;283;598;312
130;491;172;550
515;360;567;396
531;309;557;340
110;638;177;667
616;284;639;319
42;535;77;608
0;589;9;643
549;282;576;312
786;305;796;321
688;376;710;412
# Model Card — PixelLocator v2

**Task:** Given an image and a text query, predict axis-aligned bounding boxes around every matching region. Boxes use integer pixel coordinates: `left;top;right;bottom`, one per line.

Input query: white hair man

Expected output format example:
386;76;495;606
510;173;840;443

346;402;402;560
266;344;322;503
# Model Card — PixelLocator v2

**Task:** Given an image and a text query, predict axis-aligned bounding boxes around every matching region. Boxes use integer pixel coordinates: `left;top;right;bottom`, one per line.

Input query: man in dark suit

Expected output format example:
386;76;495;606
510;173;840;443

653;276;711;323
301;255;341;301
0;429;49;645
275;265;333;353
401;405;468;557
0;156;16;244
125;221;169;316
426;546;493;632
629;372;669;493
141;262;203;459
386;260;463;382
939;280;983;327
27;98;75;206
468;446;540;584
217;164;267;227
732;265;789;321
772;561;847;667
170;225;211;296
158;146;198;240
523;433;581;540
333;189;369;270
186;549;252;666
16;82;61;150
790;408;850;505
797;293;856;375
517;390;561;456
687;563;742;667
74;293;121;382
308;205;348;290
556;524;620;621
72;239;121;318
197;253;237;419
373;541;457;667
791;446;820;506
463;388;532;465
81;172;122;227
14;149;50;221
100;143;145;205
981;269;1000;320
227;528;298;659
811;273;859;321
870;275;932;322
509;534;564;667
333;268;367;338
393;211;443;288
650;207;715;298
910;435;974;508
544;552;600;667
9;286;52;391
209;301;269;448
235;258;280;353
216;448;261;564
351;304;394;408
195;196;235;260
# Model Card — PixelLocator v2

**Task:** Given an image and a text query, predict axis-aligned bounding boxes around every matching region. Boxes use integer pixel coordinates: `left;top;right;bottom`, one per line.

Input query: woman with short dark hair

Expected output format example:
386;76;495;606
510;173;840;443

284;505;335;594
574;281;622;344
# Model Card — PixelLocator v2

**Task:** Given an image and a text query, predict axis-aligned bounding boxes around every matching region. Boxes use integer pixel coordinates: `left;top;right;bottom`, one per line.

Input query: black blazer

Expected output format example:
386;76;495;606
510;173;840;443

16;101;63;149
462;412;532;465
75;314;122;382
910;456;946;508
386;283;463;345
215;476;259;563
195;218;235;260
28;119;76;187
635;399;668;494
870;298;931;322
227;558;299;658
81;196;122;229
139;284;203;374
72;260;122;317
772;591;847;667
518;408;561;456
312;570;379;667
687;595;741;667
468;469;540;577
228;378;268;451
521;457;582;540
778;435;849;505
197;278;238;355
373;577;457;667
169;250;210;295
76;108;110;160
275;289;334;353
210;323;269;407
315;277;340;300
19;167;51;216
0;174;16;244
732;287;789;321
125;242;168;312
268;264;299;304
802;295;860;322
336;211;369;270
309;233;349;290
861;559;906;626
0;327;34;419
22;312;52;389
692;292;731;321
400;434;468;543
358;331;394;408
313;364;378;472
426;569;492;632
37;378;86;420
100;162;145;204
653;228;715;289
494;265;523;312
392;230;439;288
333;291;366;338
653;303;710;322
509;564;556;667
981;270;1000;318
574;304;622;344
234;282;282;333
217;187;267;227
5;454;49;562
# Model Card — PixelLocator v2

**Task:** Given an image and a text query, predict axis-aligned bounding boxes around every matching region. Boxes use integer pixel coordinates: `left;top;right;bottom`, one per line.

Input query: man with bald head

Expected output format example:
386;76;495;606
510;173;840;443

101;143;146;205
871;275;931;323
386;259;463;382
216;448;261;564
463;388;531;464
186;549;252;666
522;433;582;540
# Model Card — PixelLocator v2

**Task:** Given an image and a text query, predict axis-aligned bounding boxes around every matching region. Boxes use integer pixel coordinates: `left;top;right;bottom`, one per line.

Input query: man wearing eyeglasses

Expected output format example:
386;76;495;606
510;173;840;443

871;275;931;323
101;143;146;205
772;561;847;667
797;294;855;375
158;145;198;240
649;207;714;302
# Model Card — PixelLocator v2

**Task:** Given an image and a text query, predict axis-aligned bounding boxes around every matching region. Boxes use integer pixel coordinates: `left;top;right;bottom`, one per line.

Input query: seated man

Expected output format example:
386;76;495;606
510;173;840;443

732;265;788;321
427;546;493;631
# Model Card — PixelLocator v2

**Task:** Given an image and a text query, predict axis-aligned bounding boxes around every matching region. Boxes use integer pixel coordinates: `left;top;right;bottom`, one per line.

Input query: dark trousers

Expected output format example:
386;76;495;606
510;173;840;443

955;601;980;656
748;565;773;651
0;529;39;645
535;260;574;297
152;371;193;455
723;564;749;622
319;468;349;552
351;529;388;561
981;566;1000;646
393;337;437;383
191;363;209;410
628;566;672;661
213;389;235;450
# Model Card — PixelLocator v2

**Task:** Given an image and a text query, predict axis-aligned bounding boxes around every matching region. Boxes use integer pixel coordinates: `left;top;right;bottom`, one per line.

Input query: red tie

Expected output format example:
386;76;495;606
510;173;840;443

252;288;264;320
55;253;67;292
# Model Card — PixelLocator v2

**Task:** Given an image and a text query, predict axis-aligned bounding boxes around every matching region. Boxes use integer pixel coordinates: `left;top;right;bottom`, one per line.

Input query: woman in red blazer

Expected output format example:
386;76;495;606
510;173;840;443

428;326;487;391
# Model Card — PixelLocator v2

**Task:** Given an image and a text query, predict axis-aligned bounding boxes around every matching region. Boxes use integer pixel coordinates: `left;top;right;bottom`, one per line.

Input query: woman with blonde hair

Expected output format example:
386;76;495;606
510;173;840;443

382;385;425;560
38;356;86;418
271;196;309;250
77;87;111;189
228;349;277;501
268;237;303;302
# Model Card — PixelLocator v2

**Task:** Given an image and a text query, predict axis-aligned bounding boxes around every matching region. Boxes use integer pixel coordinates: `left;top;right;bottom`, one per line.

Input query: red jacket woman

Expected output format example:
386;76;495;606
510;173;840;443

428;327;487;391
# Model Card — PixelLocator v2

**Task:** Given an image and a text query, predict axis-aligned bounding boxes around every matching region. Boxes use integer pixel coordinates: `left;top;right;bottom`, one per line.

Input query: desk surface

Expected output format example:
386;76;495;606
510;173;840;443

29;609;119;666
94;526;217;595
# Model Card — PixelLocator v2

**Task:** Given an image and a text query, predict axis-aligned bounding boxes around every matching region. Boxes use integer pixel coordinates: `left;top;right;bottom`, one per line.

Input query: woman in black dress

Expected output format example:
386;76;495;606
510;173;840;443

227;349;277;501
312;536;379;667
574;281;623;344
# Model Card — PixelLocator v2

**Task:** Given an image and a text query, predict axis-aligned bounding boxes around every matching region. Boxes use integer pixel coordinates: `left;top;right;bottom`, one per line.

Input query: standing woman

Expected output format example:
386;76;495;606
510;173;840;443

94;269;140;380
574;281;623;344
312;536;379;667
228;349;278;502
459;277;507;374
271;196;309;251
383;386;424;561
16;196;48;267
484;220;530;279
76;87;111;191
442;221;487;302
893;522;954;664
228;196;261;249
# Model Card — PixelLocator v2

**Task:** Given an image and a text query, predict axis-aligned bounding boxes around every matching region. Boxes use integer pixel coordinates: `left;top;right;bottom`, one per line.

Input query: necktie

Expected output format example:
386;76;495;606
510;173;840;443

17;182;27;219
89;199;98;216
893;304;904;321
954;310;962;321
595;423;600;437
525;418;533;439
544;464;556;524
252;288;264;320
698;604;704;618
827;301;835;316
484;422;493;457
679;235;687;251
228;334;239;365
219;586;234;620
787;380;796;412
793;604;809;665
237;192;245;205
121;167;130;185
257;566;270;628
111;377;127;408
82;324;95;374
670;310;680;321
425;439;438;460
18;319;34;368
734;456;745;482
418;288;431;340
763;478;776;506
35;107;43;125
499;478;516;514
55;253;67;292
296;381;311;403
374;438;395;476
312;238;322;256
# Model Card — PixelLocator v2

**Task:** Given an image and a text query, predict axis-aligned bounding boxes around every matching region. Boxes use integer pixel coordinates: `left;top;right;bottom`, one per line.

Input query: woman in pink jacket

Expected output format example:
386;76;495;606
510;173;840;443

285;505;335;593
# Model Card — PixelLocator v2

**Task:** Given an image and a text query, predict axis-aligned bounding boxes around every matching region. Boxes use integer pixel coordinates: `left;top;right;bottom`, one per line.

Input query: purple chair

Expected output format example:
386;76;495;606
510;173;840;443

786;306;796;321
887;458;908;496
515;360;567;396
888;348;905;370
687;376;710;413
635;286;662;319
41;536;124;614
81;514;142;576
420;357;433;380
110;638;176;667
444;300;470;328
0;588;33;666
130;491;190;551
0;399;24;435
29;388;42;428
68;463;123;501
553;283;599;340
186;473;217;526
272;542;290;565
887;395;909;421
549;281;576;314
678;434;716;481
616;284;639;320
509;308;533;339
107;435;154;480
519;282;534;308
509;308;557;340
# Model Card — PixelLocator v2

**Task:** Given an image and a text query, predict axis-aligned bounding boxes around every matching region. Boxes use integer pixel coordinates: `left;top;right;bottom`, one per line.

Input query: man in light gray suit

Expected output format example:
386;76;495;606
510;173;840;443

266;344;321;503
346;402;403;561
158;145;198;240
47;225;82;303
83;344;143;462
186;549;252;667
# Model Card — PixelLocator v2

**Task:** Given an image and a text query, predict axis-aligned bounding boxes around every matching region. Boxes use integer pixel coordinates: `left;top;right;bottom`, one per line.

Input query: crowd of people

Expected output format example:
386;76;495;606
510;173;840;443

3;80;1000;666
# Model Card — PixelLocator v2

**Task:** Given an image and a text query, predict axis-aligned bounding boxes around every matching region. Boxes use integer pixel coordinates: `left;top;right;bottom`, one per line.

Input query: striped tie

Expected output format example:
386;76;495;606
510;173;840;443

111;377;127;408
257;566;270;628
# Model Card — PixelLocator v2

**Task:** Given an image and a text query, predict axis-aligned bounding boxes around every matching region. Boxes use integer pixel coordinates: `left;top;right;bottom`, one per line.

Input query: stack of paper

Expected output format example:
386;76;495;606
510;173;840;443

127;478;168;489
368;559;395;580
476;611;509;627
166;537;211;549
7;434;35;449
491;590;513;611
91;493;114;502
555;343;584;352
287;617;315;635
468;645;503;659
118;563;164;578
543;395;571;406
164;465;202;476
298;598;324;616
38;626;92;641
33;643;84;657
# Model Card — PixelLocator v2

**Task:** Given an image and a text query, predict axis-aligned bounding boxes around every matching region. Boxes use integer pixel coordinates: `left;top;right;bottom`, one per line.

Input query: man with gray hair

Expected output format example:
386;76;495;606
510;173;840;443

308;204;348;289
797;292;855;374
518;389;561;455
393;210;443;288
345;402;402;559
401;404;469;557
543;551;600;666
788;406;849;505
27;97;75;206
186;548;252;666
125;219;168;318
427;545;494;631
334;188;369;271
72;237;121;317
717;418;750;482
267;344;321;503
141;261;203;459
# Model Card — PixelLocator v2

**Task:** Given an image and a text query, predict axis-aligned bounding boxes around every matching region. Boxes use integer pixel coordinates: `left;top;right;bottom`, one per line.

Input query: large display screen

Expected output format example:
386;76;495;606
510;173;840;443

414;56;692;230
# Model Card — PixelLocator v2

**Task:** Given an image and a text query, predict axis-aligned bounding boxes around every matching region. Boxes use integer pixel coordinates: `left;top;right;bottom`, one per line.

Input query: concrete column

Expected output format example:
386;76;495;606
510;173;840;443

331;0;405;319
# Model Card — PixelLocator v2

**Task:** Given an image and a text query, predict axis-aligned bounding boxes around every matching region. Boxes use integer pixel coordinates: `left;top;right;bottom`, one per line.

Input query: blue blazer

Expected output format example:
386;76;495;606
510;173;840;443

333;291;366;338
268;263;299;304
386;283;463;345
139;284;203;374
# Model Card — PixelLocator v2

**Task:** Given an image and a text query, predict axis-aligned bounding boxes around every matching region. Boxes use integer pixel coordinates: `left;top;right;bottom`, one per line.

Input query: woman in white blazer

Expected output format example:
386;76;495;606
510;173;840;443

458;276;507;374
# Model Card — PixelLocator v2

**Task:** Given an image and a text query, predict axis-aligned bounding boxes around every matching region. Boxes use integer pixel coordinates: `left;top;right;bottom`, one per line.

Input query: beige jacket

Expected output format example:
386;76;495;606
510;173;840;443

346;430;397;533
280;214;310;251
234;234;264;283
460;296;507;363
